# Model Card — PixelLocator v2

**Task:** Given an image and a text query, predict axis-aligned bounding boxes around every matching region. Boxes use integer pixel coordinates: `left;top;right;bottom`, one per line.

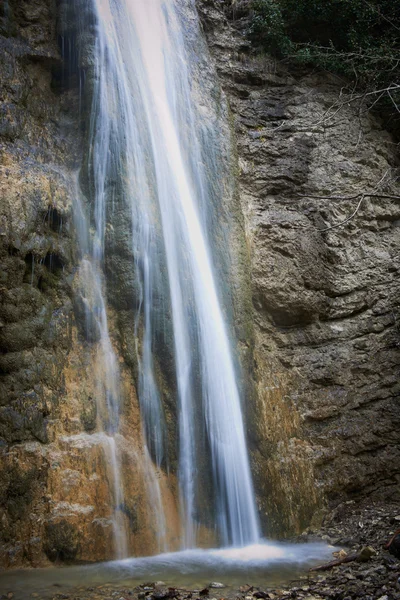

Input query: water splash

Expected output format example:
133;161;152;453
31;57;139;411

0;542;336;599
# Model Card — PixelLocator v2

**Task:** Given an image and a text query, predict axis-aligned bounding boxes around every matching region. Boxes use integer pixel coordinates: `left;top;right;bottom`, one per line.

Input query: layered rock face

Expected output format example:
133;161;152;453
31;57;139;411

198;1;400;536
0;0;245;568
0;0;399;569
0;0;181;568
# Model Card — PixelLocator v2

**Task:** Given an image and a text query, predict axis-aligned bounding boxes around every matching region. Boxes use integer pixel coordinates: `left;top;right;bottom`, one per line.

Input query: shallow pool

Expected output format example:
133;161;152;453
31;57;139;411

0;541;335;599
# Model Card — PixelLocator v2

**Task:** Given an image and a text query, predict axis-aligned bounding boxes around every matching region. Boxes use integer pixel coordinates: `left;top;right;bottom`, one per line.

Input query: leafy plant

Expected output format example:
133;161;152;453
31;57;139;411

247;0;400;133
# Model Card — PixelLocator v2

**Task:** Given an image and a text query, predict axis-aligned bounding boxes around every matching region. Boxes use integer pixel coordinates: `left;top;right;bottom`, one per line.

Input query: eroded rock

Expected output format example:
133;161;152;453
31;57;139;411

198;0;400;536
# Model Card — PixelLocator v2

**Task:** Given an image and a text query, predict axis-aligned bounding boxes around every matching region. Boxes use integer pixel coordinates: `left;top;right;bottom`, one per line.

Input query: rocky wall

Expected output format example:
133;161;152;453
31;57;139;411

0;0;182;568
1;0;399;568
198;0;400;537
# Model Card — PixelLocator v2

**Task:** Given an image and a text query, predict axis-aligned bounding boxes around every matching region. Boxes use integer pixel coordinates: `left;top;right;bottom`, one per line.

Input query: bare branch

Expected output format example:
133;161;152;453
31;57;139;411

296;193;400;201
388;89;400;114
295;177;400;232
316;195;365;232
359;0;400;32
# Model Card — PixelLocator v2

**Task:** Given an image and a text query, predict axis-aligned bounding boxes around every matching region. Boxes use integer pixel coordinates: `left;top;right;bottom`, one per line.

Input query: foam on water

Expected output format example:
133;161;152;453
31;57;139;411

0;542;336;599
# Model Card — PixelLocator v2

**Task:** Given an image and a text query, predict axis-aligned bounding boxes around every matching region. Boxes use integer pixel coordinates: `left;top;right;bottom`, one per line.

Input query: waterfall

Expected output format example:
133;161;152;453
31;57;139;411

83;0;260;549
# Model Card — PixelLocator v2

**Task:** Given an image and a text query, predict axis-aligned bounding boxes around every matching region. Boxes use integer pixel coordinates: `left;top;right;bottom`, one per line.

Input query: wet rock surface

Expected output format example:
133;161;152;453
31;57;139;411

0;0;81;567
0;0;182;567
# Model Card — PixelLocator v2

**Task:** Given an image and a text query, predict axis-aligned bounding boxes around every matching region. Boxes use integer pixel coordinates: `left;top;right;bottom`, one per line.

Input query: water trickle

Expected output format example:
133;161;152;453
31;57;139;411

72;177;129;560
86;0;260;549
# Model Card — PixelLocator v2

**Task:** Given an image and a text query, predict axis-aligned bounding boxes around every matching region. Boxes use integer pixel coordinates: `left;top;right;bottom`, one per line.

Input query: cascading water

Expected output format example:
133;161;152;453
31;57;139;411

83;0;260;550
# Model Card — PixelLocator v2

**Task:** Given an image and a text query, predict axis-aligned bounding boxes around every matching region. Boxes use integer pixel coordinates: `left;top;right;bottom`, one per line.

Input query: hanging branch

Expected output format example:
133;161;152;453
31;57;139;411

296;193;400;201
310;84;400;127
294;190;400;232
316;194;365;232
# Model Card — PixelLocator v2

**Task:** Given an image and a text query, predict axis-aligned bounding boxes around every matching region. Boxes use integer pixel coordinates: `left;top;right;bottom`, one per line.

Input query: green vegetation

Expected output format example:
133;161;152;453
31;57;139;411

247;0;400;131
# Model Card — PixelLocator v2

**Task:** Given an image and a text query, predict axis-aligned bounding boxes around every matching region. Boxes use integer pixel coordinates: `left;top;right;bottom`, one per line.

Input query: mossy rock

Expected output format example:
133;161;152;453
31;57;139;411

80;394;97;432
119;501;138;534
0;465;38;522
43;519;80;562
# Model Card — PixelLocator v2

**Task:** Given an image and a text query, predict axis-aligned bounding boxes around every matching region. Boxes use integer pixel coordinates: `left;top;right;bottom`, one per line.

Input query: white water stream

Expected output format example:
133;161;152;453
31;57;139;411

84;0;260;550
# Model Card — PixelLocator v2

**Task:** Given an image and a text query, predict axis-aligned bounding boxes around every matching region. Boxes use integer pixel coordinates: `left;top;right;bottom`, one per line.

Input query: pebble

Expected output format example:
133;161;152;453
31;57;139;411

358;546;376;561
239;586;252;594
210;583;225;589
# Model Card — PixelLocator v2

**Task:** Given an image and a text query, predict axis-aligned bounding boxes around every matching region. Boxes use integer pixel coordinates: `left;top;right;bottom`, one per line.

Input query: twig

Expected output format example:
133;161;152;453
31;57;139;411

289;45;400;62
309;552;360;572
316;195;365;232
312;84;400;127
295;184;400;232
359;0;400;32
296;193;400;201
388;89;400;114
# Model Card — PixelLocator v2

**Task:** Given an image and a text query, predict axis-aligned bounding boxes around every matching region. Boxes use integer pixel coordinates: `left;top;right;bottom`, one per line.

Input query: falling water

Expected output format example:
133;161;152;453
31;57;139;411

85;0;260;548
71;175;128;559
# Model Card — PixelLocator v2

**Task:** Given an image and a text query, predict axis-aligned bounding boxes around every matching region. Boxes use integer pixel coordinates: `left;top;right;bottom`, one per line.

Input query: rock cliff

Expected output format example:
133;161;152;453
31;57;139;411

0;0;181;568
198;0;400;536
0;0;399;568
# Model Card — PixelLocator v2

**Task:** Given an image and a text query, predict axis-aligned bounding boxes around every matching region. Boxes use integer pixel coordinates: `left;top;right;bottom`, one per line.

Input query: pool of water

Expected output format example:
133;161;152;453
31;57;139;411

0;541;335;599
